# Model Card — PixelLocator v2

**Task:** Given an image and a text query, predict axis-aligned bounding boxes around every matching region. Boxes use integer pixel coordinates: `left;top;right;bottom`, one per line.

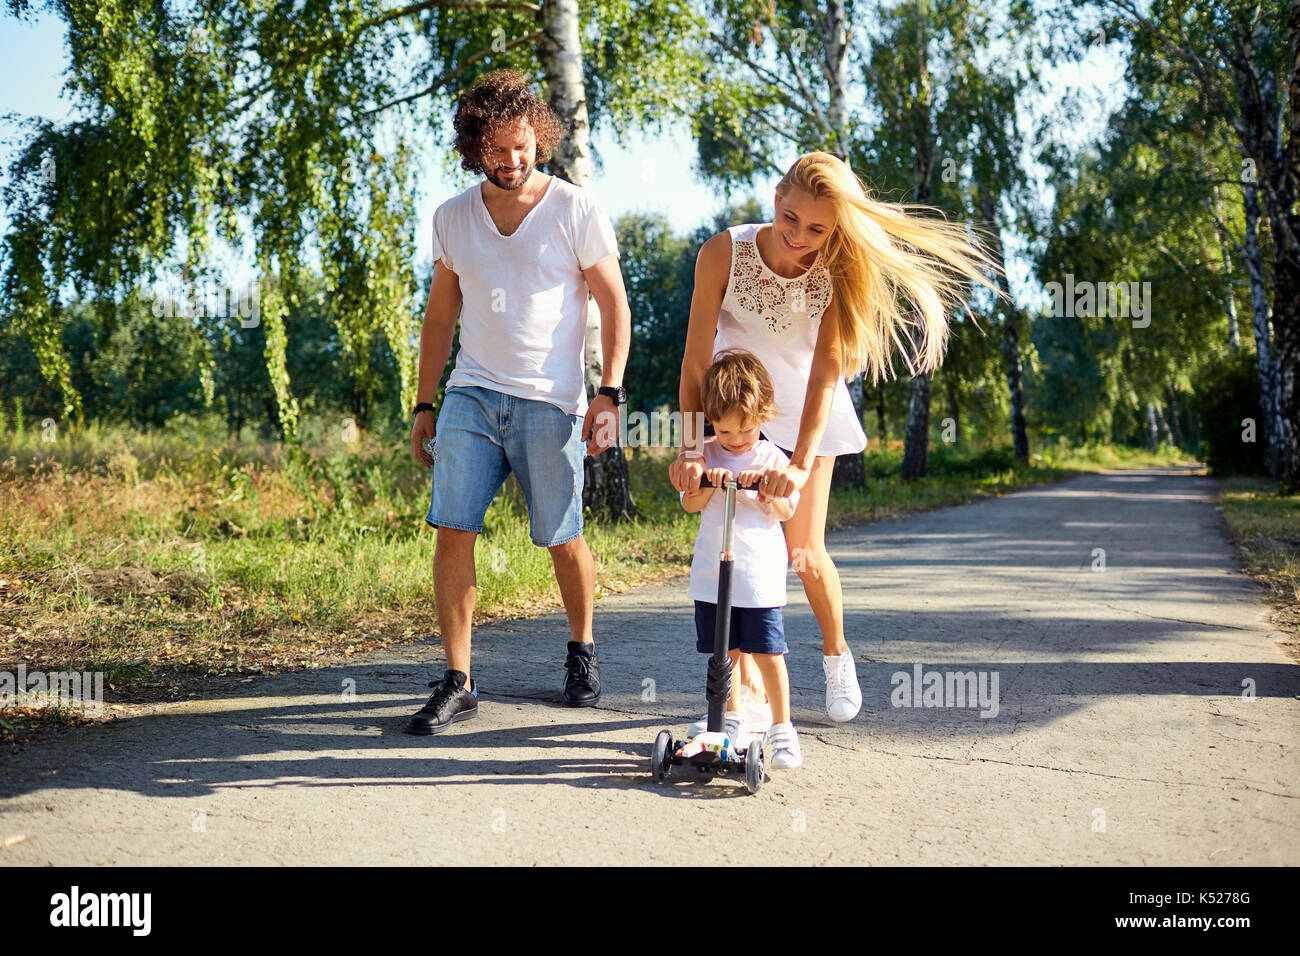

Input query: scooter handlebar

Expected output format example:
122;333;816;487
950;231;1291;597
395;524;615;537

695;474;761;490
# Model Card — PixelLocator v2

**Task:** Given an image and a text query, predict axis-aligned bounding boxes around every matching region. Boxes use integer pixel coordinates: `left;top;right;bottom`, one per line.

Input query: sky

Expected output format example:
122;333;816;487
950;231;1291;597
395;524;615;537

0;6;1127;312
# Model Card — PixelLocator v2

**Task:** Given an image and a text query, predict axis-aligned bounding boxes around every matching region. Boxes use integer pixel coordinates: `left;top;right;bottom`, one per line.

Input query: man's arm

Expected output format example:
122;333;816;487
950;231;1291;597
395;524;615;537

583;253;630;389
410;259;462;467
416;259;463;402
580;252;631;455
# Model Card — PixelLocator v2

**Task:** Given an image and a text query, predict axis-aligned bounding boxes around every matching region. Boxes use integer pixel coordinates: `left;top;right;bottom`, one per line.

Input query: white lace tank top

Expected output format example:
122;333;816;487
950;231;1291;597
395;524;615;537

713;223;868;456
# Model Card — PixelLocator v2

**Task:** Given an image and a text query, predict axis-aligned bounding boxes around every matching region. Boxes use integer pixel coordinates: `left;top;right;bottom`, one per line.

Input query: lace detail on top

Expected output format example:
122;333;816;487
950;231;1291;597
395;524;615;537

727;230;833;339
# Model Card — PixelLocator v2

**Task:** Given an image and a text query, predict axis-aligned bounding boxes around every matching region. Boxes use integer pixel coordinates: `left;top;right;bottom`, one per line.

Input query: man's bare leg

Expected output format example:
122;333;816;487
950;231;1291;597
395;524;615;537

434;527;478;678
548;535;595;645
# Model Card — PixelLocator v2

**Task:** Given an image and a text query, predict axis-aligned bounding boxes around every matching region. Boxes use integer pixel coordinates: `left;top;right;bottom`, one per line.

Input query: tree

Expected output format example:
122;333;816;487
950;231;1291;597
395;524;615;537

860;0;1020;477
1096;0;1299;487
1;0;712;516
1034;94;1232;451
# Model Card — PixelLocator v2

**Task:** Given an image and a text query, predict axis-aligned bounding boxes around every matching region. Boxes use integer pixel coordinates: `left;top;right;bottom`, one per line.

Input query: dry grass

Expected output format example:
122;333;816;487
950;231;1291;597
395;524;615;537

0;415;1195;712
1215;476;1300;655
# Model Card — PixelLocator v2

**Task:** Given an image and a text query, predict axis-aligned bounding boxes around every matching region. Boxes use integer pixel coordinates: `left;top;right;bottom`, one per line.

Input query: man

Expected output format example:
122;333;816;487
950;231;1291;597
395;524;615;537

405;69;630;735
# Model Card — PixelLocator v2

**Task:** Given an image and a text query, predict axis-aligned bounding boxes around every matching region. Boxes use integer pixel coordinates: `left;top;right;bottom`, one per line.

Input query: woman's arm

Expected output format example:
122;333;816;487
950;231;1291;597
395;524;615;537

764;297;845;499
669;232;730;492
761;493;796;522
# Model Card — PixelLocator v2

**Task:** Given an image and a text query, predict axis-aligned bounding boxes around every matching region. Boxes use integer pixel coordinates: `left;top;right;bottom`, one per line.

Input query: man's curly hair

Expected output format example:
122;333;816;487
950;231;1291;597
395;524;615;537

453;68;567;175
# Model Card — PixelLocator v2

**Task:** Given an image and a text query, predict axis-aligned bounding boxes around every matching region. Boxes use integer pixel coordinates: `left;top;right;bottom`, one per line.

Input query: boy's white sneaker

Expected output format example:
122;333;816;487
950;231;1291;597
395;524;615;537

823;651;862;722
688;686;771;738
766;722;803;769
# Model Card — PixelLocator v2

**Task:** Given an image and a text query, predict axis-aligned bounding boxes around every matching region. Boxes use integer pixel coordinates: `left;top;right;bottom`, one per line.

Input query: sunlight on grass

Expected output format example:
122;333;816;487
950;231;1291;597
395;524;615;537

1217;476;1300;606
0;412;1205;687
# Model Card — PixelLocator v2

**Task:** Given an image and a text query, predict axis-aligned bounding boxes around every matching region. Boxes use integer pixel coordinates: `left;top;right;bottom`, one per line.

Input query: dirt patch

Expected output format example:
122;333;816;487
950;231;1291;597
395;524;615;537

8;564;248;609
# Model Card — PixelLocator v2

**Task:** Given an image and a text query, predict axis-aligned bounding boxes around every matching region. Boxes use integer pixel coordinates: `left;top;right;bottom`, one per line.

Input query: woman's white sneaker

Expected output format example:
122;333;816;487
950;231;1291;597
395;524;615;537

823;651;862;722
766;722;803;769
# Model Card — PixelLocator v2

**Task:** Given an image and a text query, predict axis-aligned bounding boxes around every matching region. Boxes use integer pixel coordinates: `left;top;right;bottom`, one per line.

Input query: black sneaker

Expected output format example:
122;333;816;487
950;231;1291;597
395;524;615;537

405;670;478;735
562;641;600;706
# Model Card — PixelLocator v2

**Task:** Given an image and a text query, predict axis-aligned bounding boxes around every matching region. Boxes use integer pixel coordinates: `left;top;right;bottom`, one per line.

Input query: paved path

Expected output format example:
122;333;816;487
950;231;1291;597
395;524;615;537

2;466;1296;865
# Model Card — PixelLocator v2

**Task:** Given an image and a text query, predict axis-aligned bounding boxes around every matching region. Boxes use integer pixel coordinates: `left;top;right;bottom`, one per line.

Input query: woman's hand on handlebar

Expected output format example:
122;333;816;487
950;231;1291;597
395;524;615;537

669;452;705;492
760;464;809;500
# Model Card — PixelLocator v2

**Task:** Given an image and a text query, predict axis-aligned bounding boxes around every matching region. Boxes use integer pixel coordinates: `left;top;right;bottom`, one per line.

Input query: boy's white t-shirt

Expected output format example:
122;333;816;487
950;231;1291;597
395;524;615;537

684;438;800;608
430;175;620;416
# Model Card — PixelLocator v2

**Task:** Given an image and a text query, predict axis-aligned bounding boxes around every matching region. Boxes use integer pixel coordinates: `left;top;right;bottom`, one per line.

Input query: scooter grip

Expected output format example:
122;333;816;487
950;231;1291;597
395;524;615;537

696;475;761;490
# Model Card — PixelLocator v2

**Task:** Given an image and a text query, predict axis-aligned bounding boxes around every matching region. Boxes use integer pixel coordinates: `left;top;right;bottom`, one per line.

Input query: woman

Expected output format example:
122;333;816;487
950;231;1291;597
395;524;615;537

670;151;1000;722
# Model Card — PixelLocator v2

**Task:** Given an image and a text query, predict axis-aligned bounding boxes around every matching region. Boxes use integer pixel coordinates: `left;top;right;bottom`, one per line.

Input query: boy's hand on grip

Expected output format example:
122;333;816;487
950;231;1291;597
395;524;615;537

704;467;733;488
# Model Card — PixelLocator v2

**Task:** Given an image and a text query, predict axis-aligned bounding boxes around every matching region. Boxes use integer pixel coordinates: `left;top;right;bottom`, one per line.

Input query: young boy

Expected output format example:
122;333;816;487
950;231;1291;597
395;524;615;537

678;349;803;769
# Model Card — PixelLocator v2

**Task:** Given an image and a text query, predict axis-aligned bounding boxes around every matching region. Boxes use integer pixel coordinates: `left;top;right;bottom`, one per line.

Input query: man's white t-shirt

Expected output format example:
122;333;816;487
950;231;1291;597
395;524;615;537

684;438;800;608
430;175;620;416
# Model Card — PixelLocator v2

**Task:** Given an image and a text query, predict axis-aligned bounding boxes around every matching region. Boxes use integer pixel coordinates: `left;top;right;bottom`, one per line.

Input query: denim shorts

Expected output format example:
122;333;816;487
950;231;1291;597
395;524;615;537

694;602;788;655
425;385;585;547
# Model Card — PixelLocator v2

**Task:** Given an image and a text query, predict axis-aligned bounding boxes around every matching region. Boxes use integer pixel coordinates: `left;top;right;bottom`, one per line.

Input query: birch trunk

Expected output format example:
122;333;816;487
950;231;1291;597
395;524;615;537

538;0;636;520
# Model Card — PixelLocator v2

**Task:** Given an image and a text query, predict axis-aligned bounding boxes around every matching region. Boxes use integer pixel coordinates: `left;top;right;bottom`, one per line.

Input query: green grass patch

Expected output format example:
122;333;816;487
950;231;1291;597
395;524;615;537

0;413;1199;693
1215;476;1300;647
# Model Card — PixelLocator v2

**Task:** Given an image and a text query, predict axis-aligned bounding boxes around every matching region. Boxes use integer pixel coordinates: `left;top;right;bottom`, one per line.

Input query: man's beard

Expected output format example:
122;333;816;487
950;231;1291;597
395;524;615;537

488;161;534;190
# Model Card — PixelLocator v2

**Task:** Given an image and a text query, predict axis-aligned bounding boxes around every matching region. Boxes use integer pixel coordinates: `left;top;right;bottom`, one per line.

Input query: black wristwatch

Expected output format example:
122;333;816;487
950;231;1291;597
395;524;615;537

597;385;627;405
412;401;435;417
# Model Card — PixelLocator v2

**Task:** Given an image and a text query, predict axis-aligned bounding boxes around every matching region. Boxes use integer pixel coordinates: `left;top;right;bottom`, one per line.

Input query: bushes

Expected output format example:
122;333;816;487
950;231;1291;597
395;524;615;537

927;442;1020;476
1193;351;1266;476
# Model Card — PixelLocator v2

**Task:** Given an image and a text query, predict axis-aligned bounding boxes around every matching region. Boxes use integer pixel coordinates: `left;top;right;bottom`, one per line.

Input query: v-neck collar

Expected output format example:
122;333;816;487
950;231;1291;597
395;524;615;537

477;175;555;239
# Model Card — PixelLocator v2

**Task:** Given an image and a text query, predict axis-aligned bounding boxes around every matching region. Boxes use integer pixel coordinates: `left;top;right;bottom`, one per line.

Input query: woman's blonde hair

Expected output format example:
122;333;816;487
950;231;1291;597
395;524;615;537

700;348;777;428
777;151;1004;384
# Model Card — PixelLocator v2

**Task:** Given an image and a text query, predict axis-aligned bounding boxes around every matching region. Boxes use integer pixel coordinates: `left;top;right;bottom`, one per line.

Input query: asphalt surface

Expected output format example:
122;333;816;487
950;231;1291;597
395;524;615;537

1;465;1296;865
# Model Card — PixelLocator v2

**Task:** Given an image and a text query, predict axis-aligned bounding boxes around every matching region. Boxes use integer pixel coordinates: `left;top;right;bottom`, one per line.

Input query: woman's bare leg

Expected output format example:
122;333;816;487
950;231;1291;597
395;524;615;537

783;455;849;655
737;455;846;704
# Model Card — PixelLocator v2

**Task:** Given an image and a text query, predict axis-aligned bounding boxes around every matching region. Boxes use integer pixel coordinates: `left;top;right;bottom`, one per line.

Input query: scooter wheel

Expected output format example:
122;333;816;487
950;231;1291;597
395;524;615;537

652;730;673;782
744;738;764;794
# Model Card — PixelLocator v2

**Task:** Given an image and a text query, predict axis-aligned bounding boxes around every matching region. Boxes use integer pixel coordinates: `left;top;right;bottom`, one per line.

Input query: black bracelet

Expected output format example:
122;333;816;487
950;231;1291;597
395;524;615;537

413;402;435;417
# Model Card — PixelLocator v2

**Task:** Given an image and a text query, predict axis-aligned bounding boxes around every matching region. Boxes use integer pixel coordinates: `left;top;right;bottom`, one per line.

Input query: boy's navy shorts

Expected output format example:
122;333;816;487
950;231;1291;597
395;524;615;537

694;601;788;655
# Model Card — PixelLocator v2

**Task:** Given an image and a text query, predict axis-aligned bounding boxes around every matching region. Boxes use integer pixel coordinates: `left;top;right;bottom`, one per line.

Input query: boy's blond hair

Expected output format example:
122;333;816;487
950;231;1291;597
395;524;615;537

700;349;777;429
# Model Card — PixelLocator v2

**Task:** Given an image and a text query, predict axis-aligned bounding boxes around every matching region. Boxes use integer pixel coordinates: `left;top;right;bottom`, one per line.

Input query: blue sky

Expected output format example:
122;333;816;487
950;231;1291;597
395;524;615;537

0;7;1126;310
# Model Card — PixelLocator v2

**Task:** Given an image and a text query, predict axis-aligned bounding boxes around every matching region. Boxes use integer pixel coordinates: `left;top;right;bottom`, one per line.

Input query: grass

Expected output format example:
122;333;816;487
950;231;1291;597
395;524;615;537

0;412;1196;714
1214;475;1300;657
